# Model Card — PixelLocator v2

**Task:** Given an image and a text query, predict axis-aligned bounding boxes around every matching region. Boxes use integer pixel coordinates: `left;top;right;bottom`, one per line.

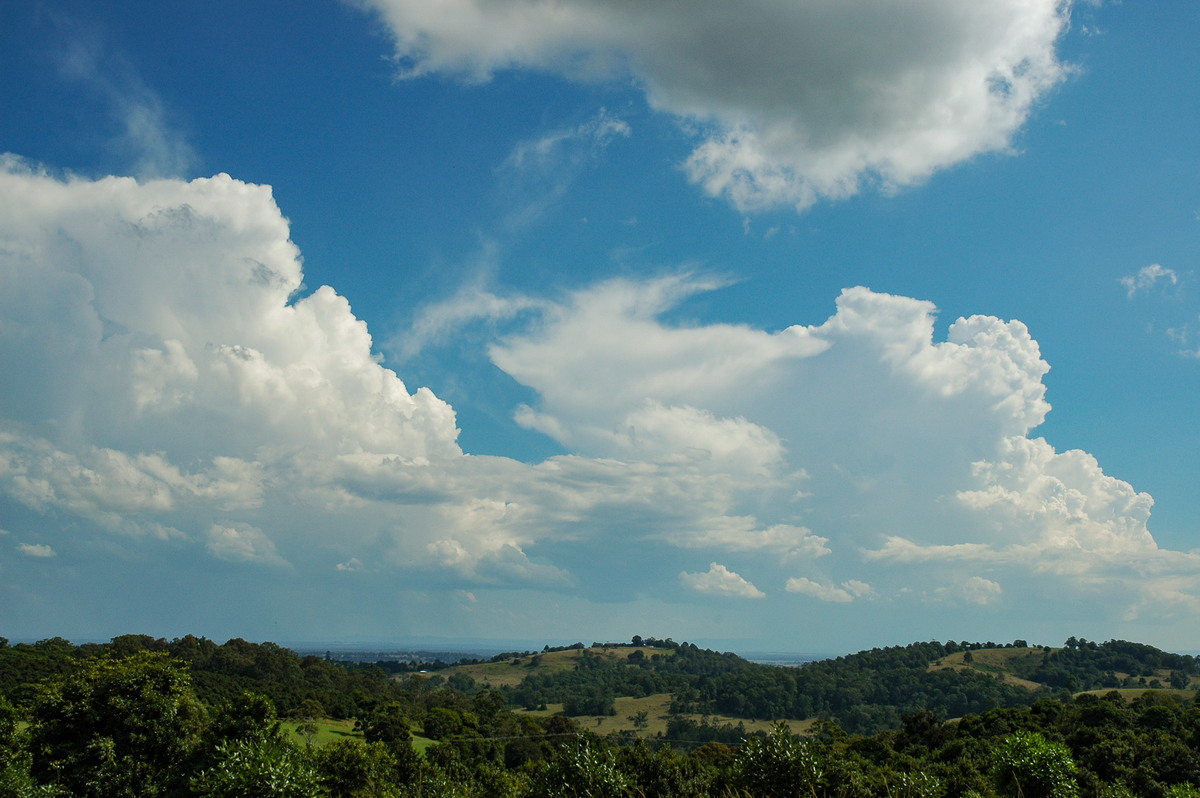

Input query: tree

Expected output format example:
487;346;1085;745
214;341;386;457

190;735;322;797
355;702;411;747
528;739;633;798
0;694;53;797
290;698;325;749
28;651;205;797
352;701;420;785
191;690;322;797
727;722;825;798
422;707;469;741
310;739;401;798
204;691;284;751
991;730;1079;798
616;739;713;798
295;718;319;749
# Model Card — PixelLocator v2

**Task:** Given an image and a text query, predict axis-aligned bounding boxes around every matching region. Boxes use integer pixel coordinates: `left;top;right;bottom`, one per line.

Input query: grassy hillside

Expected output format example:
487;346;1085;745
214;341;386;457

933;641;1199;694
930;647;1051;690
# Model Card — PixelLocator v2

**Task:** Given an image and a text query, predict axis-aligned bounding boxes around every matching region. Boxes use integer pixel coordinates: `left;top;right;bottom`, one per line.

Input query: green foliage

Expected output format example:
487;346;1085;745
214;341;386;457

27;651;206;797
205;691;284;749
884;771;945;798
311;739;402;798
662;715;749;746
0;694;66;798
0;634;419;721
5;632;1200;797
1165;785;1200;798
296;718;320;748
0;692;26;758
0;639;80;709
422;706;471;740
615;740;714;797
528;739;634;798
356;702;412;746
292;698;327;720
991;731;1078;798
190;735;322;797
728;722;825;797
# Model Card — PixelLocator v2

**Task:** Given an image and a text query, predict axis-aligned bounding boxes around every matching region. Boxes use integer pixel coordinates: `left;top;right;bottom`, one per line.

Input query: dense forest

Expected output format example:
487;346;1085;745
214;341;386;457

2;633;1200;796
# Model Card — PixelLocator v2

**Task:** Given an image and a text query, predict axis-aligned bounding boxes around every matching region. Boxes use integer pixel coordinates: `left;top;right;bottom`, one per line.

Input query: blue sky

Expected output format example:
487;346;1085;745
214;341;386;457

2;0;1198;655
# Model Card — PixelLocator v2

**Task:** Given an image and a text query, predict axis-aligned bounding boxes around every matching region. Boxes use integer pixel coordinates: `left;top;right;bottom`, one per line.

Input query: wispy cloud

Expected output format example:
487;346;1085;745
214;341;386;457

1119;264;1200;357
55;20;194;178
496;108;630;230
1167;323;1200;359
1122;263;1178;298
392;277;549;360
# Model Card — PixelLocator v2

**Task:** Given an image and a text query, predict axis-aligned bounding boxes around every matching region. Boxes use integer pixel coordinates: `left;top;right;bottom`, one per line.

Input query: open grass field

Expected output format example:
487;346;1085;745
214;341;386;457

1075;687;1197;701
280;717;361;747
280;717;439;752
517;692;810;739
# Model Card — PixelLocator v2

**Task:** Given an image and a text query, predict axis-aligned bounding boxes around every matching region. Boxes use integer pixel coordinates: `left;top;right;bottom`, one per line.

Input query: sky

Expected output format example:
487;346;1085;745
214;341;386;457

1;0;1198;656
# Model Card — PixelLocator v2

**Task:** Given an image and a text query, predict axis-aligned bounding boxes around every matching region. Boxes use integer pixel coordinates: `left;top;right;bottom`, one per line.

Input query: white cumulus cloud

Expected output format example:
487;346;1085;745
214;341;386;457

359;0;1071;211
17;543;57;558
206;522;287;566
681;563;765;599
934;576;1003;606
785;577;874;603
1122;263;1178;298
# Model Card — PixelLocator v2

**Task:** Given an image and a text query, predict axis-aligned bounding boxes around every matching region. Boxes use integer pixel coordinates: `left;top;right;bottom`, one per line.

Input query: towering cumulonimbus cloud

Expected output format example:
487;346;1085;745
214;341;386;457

1;158;1195;642
489;272;1193;609
0;160;460;547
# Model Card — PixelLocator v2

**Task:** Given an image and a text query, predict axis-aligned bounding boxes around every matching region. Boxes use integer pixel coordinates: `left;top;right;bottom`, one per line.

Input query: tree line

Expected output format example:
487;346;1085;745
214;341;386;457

3;633;1200;796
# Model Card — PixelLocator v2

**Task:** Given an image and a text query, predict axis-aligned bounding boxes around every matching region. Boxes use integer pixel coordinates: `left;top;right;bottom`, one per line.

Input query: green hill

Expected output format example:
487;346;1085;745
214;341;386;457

435;637;1199;735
